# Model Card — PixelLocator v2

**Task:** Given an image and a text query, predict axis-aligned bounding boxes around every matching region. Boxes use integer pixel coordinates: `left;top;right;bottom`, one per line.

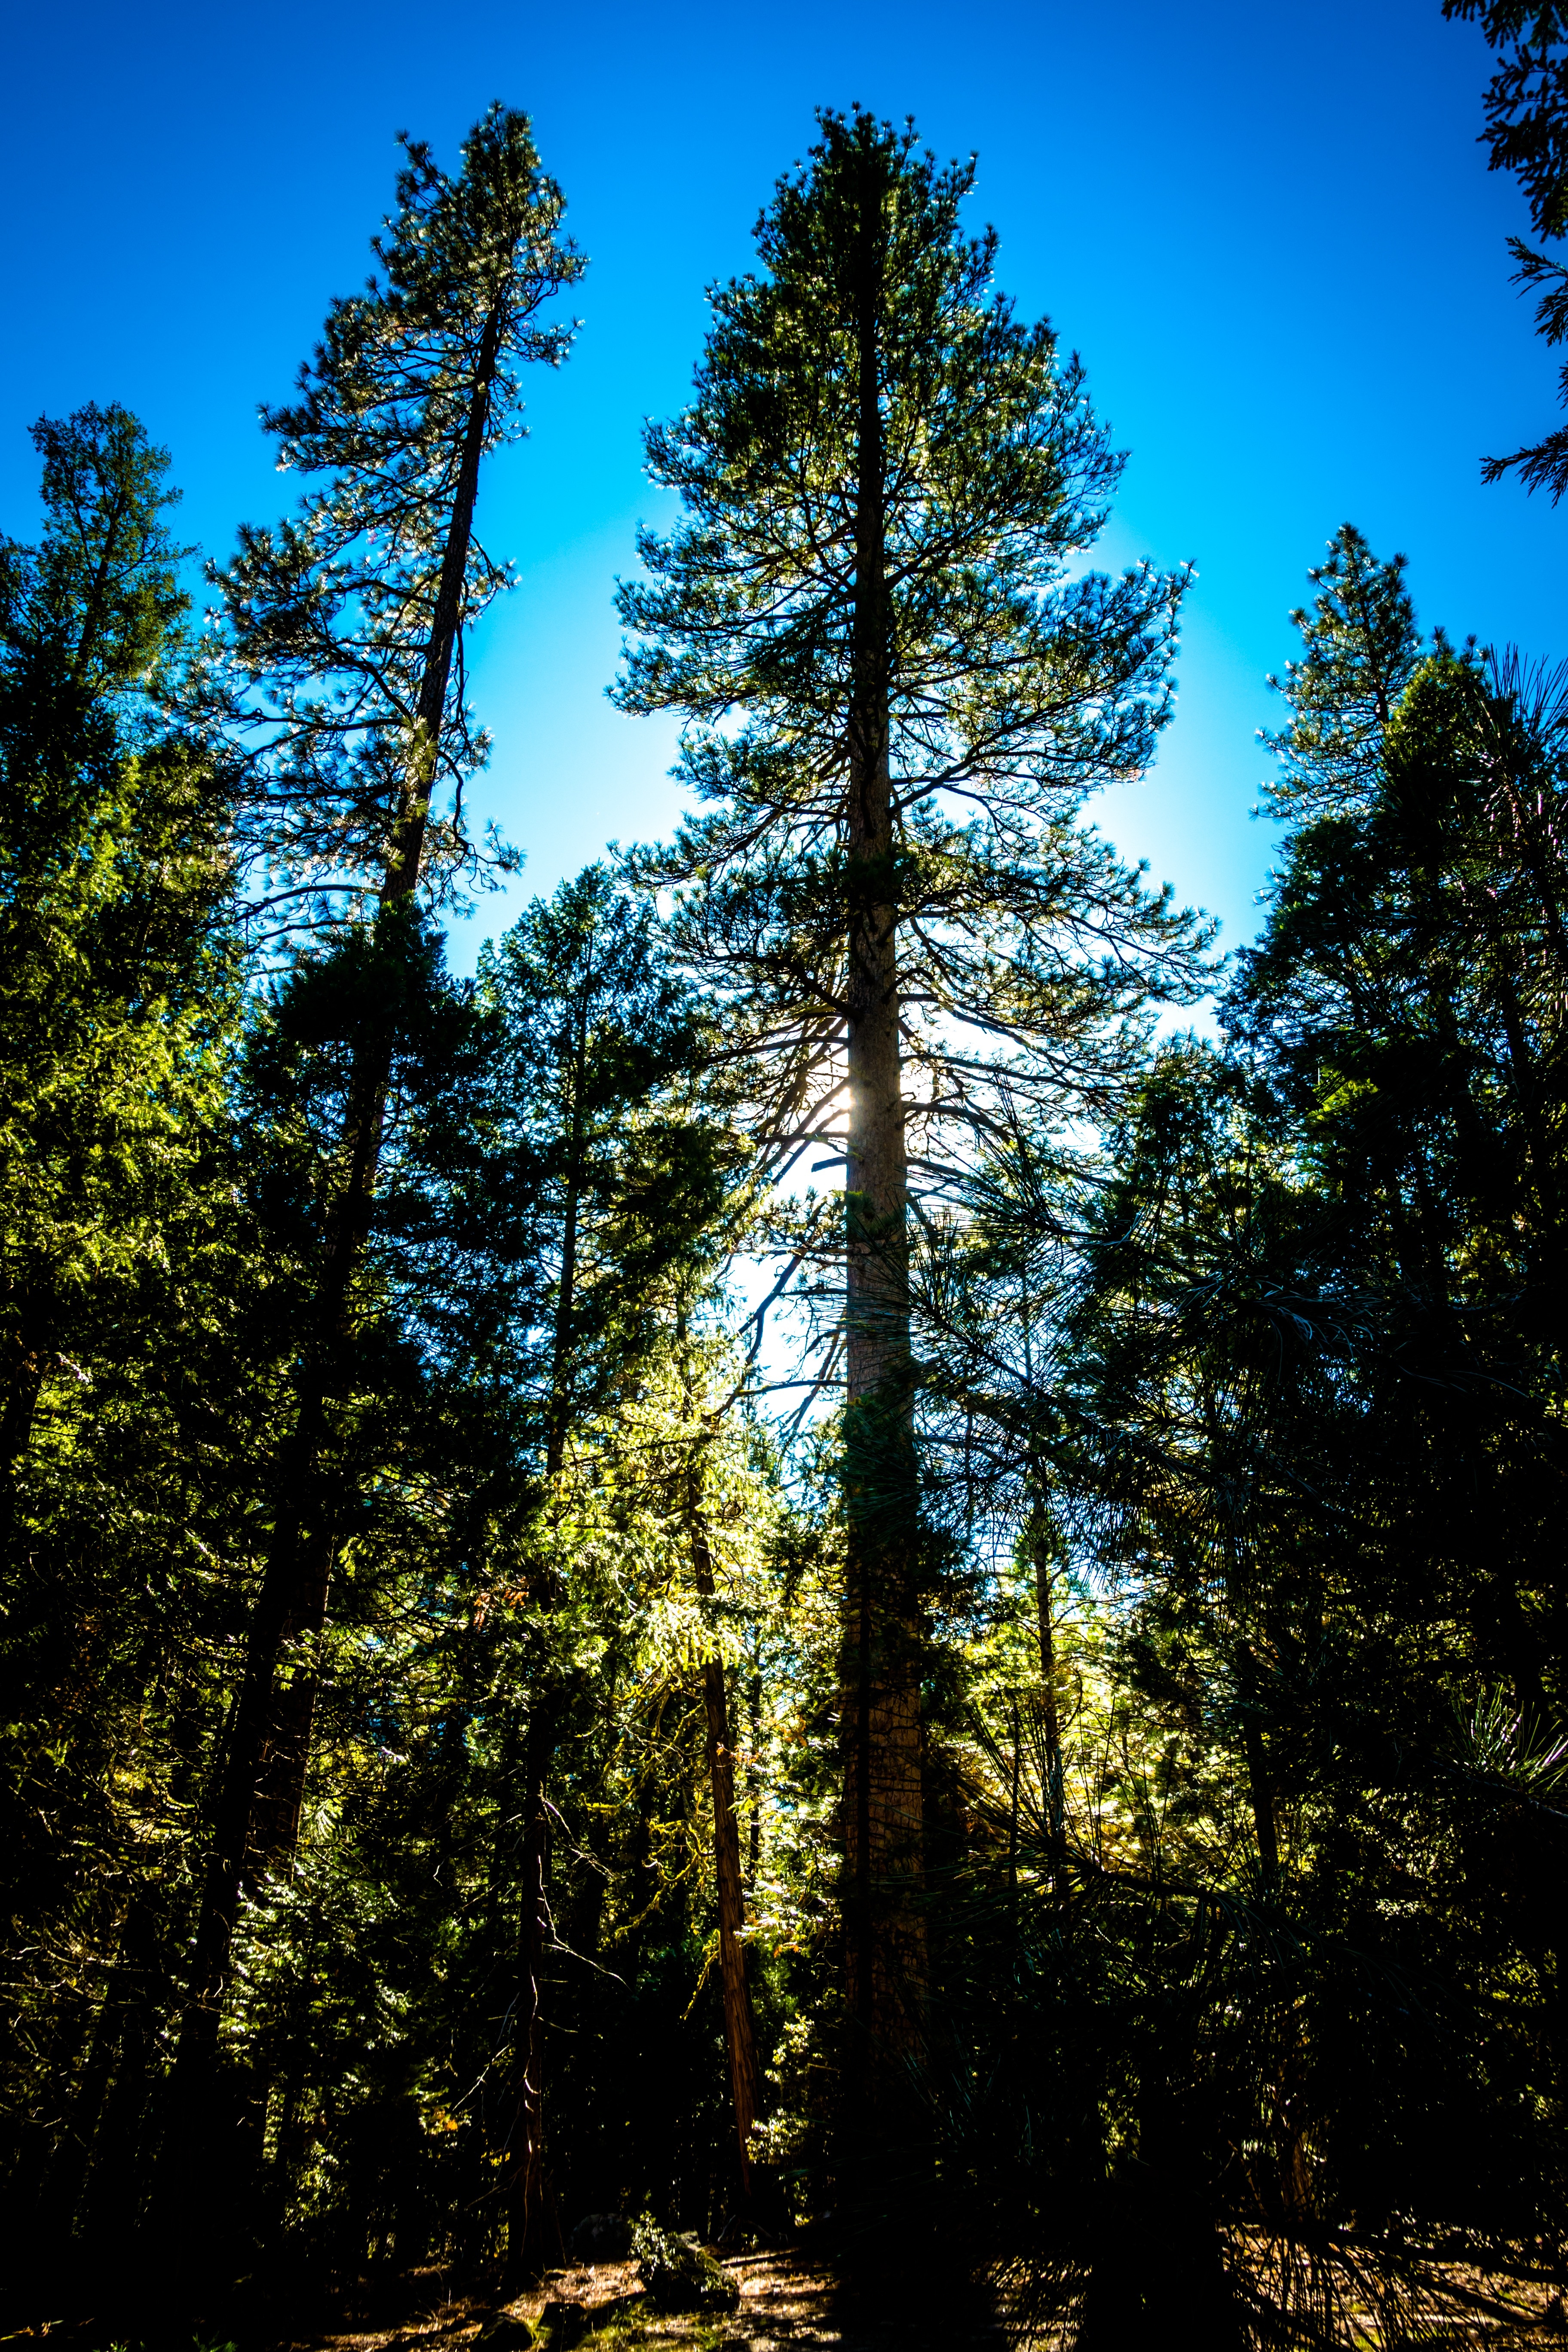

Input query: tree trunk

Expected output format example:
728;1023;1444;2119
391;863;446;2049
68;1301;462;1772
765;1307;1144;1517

270;1912;322;2205
839;166;926;2100
0;1325;43;1575
245;1527;336;1872
1035;1537;1065;1845
37;1887;162;2289
384;302;503;907
703;1657;761;2189
1238;1655;1280;1888
39;1974;122;2257
503;1041;586;2284
159;305;505;2208
746;1661;763;1885
684;1438;763;2195
504;1697;562;2283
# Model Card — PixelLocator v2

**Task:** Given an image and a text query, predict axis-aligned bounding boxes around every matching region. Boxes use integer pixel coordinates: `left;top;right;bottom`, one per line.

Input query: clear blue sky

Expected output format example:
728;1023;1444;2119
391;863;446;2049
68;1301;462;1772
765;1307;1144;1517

3;0;1559;973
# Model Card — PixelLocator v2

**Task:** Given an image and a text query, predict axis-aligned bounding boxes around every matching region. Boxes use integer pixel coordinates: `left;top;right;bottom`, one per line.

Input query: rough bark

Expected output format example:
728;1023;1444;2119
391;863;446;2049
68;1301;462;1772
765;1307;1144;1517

839;176;926;2095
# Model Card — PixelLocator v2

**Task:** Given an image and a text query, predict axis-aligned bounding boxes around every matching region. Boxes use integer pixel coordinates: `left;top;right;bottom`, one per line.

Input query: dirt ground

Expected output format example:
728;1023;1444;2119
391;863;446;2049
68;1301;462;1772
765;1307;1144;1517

254;2242;1568;2352
262;2245;1003;2352
16;2237;1555;2350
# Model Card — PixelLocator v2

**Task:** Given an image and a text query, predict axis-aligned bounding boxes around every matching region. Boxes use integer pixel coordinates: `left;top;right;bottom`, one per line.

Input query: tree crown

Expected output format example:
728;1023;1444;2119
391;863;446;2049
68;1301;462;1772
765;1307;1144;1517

219;105;585;932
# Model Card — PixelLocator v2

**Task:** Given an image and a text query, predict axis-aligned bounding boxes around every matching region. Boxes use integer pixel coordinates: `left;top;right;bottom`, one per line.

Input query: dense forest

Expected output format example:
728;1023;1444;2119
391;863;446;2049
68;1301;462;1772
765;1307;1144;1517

7;10;1568;2348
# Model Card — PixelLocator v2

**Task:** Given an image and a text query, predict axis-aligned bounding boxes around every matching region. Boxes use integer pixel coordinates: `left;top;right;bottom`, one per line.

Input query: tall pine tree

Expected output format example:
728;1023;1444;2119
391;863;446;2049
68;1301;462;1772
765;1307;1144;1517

165;106;583;2198
615;107;1206;2119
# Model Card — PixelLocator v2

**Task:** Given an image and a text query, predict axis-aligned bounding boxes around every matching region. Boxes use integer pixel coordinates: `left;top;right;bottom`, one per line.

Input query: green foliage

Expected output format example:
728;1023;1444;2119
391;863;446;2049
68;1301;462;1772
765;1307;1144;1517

614;104;1210;1176
919;531;1568;2343
1444;0;1568;493
0;402;233;1421
1258;521;1424;820
631;2215;740;2311
218;104;584;926
4;99;1568;2352
0;405;279;2303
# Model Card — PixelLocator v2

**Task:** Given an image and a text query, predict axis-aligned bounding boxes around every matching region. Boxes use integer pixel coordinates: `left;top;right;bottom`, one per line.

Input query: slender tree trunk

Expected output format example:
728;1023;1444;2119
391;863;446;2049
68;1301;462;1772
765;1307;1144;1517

1228;1623;1279;1888
40;1975;123;2254
246;1527;336;1872
683;1421;763;2196
1241;1710;1280;1888
746;1659;763;1886
168;1175;365;2113
504;1696;562;2283
0;1326;43;1575
703;1658;760;2187
503;1037;585;2284
271;1911;322;2202
1489;940;1560;1286
1032;1513;1065;1847
1007;1695;1022;1924
160;306;505;2203
839;176;926;2099
384;303;504;906
85;1946;160;2264
36;1886;162;2290
1231;1628;1279;1887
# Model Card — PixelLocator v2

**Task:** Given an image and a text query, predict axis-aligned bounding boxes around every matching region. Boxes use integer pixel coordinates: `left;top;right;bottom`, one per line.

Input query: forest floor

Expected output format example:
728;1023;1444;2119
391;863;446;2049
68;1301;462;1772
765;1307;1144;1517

259;2246;1007;2352
14;2237;1566;2349
247;2241;1568;2352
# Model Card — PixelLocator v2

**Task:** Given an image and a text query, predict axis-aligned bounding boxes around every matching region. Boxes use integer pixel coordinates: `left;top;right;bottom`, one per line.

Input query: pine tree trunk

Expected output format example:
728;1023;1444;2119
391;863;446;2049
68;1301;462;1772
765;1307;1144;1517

0;1329;43;1572
85;1945;159;2265
1035;1542;1064;1844
39;1975;122;2257
680;1350;765;2197
839;175;926;2100
168;1179;365;2119
1238;1653;1280;1887
504;1697;561;2283
703;1657;761;2188
503;1062;585;2284
687;1469;763;2195
36;1886;163;2291
159;306;504;2210
245;1527;336;1871
746;1662;763;1884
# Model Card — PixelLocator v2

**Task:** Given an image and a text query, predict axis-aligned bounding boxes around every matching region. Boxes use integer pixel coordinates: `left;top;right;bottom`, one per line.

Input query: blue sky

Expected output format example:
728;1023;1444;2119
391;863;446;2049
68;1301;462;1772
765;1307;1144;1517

3;0;1560;975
